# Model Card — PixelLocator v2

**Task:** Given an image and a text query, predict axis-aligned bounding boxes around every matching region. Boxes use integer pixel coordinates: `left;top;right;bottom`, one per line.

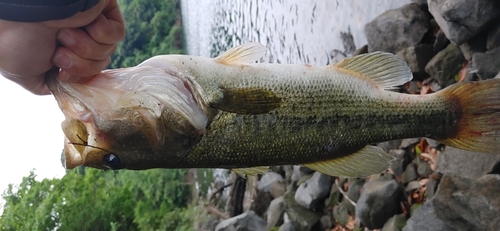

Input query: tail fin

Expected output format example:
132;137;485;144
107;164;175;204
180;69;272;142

438;79;500;154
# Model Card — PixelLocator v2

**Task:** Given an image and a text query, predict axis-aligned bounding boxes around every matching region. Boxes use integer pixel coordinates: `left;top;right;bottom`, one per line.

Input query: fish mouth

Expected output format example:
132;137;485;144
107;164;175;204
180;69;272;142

46;66;208;169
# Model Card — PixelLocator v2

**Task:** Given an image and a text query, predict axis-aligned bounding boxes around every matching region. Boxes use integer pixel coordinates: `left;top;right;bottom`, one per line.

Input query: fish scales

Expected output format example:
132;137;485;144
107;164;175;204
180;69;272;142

183;62;456;168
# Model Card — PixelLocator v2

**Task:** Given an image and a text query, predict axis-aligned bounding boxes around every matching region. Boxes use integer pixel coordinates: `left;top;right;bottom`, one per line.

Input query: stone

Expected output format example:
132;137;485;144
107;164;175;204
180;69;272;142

266;196;285;230
397;44;434;76
382;214;406;231
401;162;418;183
333;203;349;226
459;31;487;61
487;21;500;50
270;181;286;198
472;46;500;80
278;221;300;231
319;214;334;231
294;172;333;210
250;191;273;217
428;0;500;45
389;149;408;176
283;192;322;231
378;140;403;153
399;138;420;149
433;30;450;54
416;157;433;178
426;174;441;199
433;174;500;231
411;0;427;6
352;44;368;56
435;146;500;179
355;178;404;229
258;172;284;192
403;200;455;231
365;3;430;53
215;210;267;231
341;178;365;214
425;43;465;87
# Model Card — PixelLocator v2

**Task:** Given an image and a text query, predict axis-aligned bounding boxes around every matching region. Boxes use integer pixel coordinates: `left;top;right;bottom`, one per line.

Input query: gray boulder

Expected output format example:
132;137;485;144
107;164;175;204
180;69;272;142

258;172;283;192
382;214;406;231
472;46;500;80
266;196;285;230
215;210;267;231
365;3;430;53
403;200;455;231
435;147;500;179
459;31;487;61
355;178;404;229
278;221;300;231
294;172;333;210
425;43;465;87
397;44;434;77
428;0;500;45
487;21;500;50
284;192;322;231
433;174;500;231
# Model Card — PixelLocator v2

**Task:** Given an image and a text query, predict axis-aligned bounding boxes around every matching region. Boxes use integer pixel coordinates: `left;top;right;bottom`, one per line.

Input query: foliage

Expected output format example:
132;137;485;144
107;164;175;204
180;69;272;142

0;169;194;230
110;0;183;69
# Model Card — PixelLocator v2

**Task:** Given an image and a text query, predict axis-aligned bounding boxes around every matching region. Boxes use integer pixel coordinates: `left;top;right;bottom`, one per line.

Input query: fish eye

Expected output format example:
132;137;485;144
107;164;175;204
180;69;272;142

103;154;121;168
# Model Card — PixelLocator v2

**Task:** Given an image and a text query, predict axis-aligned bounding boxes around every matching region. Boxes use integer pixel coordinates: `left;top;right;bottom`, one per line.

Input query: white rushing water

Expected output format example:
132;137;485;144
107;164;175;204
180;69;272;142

181;0;411;65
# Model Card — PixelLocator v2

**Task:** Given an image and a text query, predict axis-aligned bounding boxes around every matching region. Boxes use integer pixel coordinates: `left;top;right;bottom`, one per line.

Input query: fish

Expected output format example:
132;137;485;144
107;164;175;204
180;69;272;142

46;43;500;177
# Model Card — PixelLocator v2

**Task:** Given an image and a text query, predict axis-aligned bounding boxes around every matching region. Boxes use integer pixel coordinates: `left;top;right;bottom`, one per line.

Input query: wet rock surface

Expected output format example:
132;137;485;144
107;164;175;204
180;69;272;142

435;147;500;179
403;200;455;231
215;210;267;231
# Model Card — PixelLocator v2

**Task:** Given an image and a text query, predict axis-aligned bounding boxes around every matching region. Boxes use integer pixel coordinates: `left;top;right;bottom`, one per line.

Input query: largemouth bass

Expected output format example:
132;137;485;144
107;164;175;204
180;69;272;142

46;43;500;177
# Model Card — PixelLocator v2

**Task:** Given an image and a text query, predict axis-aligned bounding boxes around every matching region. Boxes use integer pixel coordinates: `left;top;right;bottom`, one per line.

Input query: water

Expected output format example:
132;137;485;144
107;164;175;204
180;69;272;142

180;0;411;196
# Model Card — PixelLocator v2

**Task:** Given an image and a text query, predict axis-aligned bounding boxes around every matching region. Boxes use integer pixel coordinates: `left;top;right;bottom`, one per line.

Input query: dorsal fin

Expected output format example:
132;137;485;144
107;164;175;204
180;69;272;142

215;43;267;65
331;52;412;90
304;145;394;177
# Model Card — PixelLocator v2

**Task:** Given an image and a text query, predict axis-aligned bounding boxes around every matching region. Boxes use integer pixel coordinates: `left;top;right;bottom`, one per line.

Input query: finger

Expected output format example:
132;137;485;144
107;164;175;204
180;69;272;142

84;0;125;45
57;28;116;60
52;47;111;79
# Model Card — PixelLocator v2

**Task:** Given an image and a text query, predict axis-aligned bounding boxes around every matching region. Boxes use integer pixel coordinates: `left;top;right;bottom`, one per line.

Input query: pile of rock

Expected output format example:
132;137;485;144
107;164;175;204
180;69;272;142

205;1;500;230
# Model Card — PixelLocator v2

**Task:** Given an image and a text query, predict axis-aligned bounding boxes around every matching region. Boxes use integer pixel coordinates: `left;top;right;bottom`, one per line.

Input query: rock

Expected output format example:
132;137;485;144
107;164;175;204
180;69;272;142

433;174;500;231
399;138;420;149
428;0;500;45
397;44;434;77
433;30;450;54
416;157;433;178
278;221;300;231
403;200;455;231
294;172;334;210
425;138;441;148
319;214;334;231
435;146;500;179
411;0;427;6
378;140;403;153
266;196;285;230
389;149;408;176
426;174;441;199
472;46;500;80
250;191;273;217
459;31;487;61
365;3;430;53
333;203;349;226
284;192;323;231
401;162;418;183
325;181;341;207
352;44;368;56
382;214;406;231
341;178;365;214
215;210;267;231
270;181;286;198
487;21;500;50
200;216;221;231
425;43;465;87
258;172;284;192
356;178;404;229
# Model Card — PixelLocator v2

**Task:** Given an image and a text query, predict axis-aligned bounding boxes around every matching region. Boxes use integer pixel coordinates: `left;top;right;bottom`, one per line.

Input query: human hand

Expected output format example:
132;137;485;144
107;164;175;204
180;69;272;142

0;0;125;95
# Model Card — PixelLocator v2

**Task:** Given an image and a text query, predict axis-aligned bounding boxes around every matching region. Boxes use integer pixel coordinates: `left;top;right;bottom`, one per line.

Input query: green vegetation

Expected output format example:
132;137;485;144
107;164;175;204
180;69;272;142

110;0;183;69
0;169;194;231
1;0;196;230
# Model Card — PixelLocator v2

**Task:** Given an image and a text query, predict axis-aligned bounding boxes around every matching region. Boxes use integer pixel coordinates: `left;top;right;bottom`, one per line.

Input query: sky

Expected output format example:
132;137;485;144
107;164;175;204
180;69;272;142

0;76;66;198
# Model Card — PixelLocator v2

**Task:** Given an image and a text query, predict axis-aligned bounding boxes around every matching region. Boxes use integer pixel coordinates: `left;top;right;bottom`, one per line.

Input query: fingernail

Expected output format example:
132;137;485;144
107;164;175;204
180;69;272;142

58;30;75;46
53;53;72;69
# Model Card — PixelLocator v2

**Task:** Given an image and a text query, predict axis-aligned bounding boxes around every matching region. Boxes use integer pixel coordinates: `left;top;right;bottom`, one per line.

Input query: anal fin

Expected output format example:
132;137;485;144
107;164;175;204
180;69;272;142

304;146;395;177
232;166;269;178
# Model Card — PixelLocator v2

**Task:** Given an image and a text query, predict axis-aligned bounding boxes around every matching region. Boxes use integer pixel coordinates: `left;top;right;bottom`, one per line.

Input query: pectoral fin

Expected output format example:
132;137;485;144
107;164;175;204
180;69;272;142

215;43;267;65
232;166;269;178
212;87;281;114
331;52;412;90
304;145;395;177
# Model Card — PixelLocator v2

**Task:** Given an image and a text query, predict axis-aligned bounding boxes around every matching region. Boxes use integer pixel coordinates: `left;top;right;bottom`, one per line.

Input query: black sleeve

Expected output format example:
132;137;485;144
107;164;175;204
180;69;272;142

0;0;101;22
